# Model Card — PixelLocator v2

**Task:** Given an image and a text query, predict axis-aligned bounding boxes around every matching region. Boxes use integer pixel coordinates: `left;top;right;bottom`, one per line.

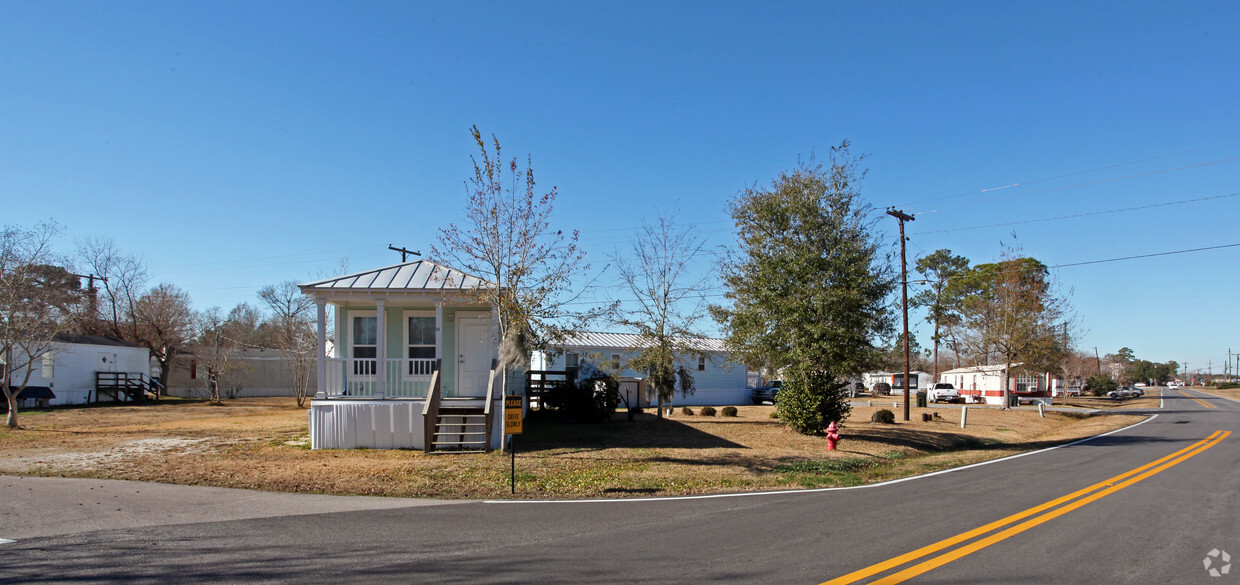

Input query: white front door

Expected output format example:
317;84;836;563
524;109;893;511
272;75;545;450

456;316;496;397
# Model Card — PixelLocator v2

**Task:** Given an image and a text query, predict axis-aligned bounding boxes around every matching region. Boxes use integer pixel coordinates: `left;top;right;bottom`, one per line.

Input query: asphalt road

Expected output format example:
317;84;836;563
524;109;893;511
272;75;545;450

2;387;1236;584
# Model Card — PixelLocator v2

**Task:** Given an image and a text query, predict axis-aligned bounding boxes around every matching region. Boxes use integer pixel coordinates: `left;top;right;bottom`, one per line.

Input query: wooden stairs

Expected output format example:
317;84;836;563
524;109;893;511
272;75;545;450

95;372;163;403
422;359;500;454
429;401;489;452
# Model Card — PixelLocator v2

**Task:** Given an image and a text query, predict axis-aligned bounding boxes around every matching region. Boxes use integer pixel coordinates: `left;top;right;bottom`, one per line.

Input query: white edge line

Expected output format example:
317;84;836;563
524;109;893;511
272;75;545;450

485;413;1159;505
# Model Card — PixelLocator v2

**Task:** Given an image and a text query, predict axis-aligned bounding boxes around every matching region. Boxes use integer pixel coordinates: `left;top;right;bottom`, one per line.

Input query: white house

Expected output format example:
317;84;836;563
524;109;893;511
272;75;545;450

3;334;154;408
300;260;507;452
938;364;1053;406
531;331;749;407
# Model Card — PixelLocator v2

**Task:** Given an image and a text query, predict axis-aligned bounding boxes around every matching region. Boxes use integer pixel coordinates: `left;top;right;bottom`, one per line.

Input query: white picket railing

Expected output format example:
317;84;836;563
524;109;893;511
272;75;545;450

322;358;436;398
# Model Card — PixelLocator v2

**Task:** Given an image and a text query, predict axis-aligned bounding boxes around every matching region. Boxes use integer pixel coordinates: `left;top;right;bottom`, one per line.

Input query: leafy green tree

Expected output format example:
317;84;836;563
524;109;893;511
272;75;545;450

912;249;970;377
1107;347;1136;364
1084;373;1117;396
712;142;893;434
956;250;1070;408
1127;359;1177;385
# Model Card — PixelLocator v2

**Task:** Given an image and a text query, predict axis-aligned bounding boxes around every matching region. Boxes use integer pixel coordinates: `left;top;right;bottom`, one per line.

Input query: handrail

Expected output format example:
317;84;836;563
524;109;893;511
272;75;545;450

482;359;499;416
483;358;499;452
421;360;442;453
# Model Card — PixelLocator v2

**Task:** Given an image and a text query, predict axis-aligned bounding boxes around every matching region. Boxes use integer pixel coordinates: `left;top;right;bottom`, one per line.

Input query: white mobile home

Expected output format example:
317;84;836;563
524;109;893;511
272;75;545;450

532;332;748;407
3;335;154;407
862;371;932;395
939;364;1053;406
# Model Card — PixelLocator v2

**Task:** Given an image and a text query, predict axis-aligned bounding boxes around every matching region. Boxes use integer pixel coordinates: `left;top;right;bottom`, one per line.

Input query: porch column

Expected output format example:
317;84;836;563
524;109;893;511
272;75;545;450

315;299;327;399
375;299;386;399
434;305;443;362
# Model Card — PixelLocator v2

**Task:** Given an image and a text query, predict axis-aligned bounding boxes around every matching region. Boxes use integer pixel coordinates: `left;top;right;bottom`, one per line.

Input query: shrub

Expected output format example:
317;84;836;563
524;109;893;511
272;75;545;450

769;410;780;419
681;406;695;416
1216;382;1240;390
1084;374;1118;397
872;408;896;424
721;406;738;417
700;406;717;417
775;371;852;434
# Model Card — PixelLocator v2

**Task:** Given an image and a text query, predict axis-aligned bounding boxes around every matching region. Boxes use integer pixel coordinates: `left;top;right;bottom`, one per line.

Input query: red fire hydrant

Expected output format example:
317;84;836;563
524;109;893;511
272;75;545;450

826;421;840;450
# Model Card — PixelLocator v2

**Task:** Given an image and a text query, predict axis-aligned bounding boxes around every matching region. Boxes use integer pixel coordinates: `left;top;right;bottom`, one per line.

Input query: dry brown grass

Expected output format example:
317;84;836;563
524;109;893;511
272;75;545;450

0;397;1146;499
1198;387;1240;403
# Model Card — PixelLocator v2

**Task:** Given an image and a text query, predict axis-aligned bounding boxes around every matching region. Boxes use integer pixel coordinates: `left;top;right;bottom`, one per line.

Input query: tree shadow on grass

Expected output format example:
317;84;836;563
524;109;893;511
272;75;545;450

518;413;745;453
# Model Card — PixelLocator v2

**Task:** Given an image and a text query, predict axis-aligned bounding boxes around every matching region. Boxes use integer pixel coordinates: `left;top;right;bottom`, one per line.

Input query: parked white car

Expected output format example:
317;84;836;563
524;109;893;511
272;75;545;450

929;383;960;403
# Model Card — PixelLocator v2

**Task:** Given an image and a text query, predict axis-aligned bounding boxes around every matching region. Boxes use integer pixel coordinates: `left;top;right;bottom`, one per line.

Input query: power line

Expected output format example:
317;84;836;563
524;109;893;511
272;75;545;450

1049;243;1240;270
893;139;1240;209
913;191;1240;235
907;155;1240;215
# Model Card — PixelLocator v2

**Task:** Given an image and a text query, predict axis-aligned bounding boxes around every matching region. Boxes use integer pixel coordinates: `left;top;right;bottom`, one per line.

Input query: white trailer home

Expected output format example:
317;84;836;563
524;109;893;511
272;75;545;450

862;371;932;395
938;364;1054;406
3;334;155;408
531;332;749;407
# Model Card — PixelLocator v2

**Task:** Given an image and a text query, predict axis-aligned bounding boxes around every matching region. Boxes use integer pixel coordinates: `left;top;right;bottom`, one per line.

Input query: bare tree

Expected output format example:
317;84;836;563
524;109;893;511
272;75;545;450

0;221;83;428
612;214;714;417
433;125;594;393
132;283;195;389
74;237;149;339
258;281;316;407
192;307;242;403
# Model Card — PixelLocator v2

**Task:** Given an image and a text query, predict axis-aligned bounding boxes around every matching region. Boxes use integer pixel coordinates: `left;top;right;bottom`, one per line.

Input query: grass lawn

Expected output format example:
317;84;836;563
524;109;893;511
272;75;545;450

0;397;1147;499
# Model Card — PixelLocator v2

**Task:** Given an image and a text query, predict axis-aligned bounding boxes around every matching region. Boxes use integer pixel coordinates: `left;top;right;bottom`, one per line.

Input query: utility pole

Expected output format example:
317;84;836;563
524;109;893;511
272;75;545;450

69;272;108;324
388;245;421;262
887;208;915;421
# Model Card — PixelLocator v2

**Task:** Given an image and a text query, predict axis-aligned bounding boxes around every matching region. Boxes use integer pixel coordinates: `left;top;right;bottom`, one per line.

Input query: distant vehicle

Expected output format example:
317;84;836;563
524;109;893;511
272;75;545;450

929;383;960;403
750;381;783;405
1108;387;1136;398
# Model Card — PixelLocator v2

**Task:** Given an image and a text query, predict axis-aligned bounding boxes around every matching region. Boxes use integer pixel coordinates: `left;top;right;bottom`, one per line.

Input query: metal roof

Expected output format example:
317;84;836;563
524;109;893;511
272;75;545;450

300;261;494;293
558;331;728;353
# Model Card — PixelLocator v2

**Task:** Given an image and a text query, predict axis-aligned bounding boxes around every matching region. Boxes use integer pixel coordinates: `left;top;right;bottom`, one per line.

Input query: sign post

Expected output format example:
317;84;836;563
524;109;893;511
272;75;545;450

504;395;524;494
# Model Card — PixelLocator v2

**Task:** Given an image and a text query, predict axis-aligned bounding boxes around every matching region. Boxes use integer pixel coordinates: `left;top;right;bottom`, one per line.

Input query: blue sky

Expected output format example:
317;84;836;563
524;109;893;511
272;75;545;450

3;1;1238;375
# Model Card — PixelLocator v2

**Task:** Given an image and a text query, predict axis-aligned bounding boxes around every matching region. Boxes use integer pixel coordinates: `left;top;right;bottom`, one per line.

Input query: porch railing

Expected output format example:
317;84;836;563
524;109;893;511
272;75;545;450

322;358;437;398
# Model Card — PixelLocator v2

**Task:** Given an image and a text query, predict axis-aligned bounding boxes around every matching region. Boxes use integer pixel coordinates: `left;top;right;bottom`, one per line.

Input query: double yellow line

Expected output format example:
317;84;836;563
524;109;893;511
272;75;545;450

822;430;1230;585
1179;389;1216;409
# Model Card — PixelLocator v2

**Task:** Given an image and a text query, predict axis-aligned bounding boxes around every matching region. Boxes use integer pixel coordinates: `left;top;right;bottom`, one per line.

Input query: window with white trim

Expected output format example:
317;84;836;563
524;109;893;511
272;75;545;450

697;355;706;372
41;351;54;379
565;352;579;369
406;313;435;375
1014;373;1039;392
351;314;377;376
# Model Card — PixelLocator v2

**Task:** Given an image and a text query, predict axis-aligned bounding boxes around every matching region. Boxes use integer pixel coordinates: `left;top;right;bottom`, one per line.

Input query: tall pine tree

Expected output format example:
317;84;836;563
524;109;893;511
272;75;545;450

713;142;894;434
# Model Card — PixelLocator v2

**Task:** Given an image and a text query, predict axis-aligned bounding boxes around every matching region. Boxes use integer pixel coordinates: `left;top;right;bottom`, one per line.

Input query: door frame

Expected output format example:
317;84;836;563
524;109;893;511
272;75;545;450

454;313;495;397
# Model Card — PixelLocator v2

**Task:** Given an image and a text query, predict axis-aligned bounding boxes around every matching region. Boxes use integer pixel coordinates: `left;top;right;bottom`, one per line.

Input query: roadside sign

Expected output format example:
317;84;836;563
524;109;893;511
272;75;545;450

504;395;524;434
